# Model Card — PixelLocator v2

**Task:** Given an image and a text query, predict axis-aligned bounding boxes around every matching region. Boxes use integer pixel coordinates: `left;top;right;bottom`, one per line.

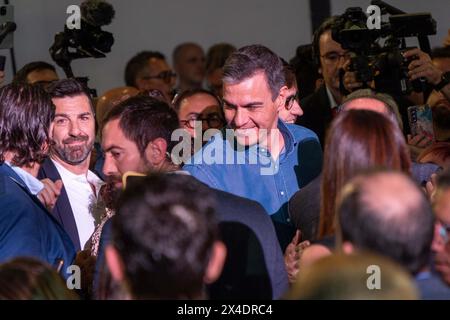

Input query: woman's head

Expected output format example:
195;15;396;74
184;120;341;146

319;110;411;238
0;257;78;300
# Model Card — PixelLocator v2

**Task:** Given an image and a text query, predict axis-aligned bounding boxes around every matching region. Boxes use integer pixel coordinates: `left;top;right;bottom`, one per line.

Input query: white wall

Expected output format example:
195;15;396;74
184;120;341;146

2;0;311;95
1;0;448;95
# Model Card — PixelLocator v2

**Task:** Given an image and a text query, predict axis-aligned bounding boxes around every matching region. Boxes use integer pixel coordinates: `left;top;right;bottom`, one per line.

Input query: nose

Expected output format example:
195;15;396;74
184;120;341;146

69;120;81;136
291;101;303;117
231;108;248;128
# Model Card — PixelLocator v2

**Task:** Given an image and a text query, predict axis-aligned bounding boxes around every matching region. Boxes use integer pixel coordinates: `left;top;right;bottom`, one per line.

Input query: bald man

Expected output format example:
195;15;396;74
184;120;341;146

339;170;450;299
172;42;206;93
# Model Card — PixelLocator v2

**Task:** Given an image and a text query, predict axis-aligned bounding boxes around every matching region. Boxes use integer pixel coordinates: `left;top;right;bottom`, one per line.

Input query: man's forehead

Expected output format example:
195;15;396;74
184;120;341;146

52;95;93;113
320;30;343;52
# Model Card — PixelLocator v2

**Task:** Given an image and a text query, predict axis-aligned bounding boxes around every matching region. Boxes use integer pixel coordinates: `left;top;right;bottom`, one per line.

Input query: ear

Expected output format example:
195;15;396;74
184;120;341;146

204;241;227;284
275;85;289;113
105;244;125;282
144;138;168;168
341;241;355;255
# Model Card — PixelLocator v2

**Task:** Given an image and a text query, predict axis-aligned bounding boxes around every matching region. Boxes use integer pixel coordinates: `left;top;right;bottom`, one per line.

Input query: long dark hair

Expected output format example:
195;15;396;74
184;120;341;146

0;83;55;167
319;110;411;238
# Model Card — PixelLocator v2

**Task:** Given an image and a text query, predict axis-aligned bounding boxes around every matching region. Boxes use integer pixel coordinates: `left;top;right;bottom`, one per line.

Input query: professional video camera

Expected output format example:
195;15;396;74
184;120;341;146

331;0;436;96
49;0;115;95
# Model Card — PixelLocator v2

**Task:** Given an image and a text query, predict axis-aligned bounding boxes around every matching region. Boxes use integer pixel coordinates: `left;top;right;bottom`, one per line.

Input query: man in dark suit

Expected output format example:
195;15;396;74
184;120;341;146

38;79;103;252
94;95;288;299
0;83;75;277
296;16;350;147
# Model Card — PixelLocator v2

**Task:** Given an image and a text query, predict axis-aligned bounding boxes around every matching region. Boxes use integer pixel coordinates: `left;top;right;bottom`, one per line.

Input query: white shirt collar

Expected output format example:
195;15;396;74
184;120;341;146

51;159;104;195
325;85;338;109
5;162;44;195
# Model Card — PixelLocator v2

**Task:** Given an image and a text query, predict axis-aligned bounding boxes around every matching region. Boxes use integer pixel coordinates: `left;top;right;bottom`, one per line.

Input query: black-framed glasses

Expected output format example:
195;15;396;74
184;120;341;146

141;70;177;83
320;51;352;64
180;113;225;129
285;91;300;110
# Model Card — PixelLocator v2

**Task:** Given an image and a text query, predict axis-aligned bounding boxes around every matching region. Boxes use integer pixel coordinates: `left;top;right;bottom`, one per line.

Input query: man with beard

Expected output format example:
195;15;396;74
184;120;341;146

38;79;103;251
93;95;288;299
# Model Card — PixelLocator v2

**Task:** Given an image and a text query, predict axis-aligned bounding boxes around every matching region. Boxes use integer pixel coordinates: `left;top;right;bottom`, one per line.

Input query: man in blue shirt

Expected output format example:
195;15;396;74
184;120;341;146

183;45;322;249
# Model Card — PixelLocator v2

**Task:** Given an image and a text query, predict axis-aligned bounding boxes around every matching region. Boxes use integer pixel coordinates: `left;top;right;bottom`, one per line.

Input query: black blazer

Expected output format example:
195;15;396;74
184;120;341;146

93;176;289;300
296;85;333;148
37;158;81;251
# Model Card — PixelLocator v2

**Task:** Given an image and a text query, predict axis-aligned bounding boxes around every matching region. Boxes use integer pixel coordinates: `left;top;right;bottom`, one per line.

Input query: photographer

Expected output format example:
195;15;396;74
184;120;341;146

296;16;349;148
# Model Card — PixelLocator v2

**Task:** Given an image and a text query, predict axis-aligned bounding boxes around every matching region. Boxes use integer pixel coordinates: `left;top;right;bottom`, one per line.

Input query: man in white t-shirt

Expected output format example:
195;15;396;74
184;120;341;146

38;79;103;251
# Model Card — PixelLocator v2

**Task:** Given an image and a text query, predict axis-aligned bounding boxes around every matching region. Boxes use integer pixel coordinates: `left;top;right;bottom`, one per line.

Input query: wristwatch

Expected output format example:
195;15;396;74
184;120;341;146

435;71;450;91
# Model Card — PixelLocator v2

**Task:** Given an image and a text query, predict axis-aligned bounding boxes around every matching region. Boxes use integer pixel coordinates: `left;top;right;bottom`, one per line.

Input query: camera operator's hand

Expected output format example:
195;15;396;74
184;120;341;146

341;60;374;93
404;48;443;86
342;60;363;93
407;133;433;161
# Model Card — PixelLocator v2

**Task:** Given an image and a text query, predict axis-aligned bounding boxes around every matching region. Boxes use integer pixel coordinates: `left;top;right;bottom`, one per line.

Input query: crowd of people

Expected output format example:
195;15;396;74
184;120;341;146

0;14;449;300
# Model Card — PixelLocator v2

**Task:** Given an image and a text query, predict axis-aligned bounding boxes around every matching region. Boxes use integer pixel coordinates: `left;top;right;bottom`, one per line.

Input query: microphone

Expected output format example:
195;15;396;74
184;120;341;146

0;21;16;44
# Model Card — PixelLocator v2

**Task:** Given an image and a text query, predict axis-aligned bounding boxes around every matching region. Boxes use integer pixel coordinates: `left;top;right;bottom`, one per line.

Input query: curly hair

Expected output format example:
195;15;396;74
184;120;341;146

0;83;55;167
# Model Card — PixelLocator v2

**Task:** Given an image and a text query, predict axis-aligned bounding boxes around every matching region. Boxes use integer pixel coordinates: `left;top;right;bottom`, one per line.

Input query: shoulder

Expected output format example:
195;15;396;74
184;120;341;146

300;86;328;108
285;123;320;143
37;158;60;180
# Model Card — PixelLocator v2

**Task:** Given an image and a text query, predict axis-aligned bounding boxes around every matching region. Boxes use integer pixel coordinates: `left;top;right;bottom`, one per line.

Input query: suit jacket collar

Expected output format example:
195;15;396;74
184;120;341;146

38;158;81;251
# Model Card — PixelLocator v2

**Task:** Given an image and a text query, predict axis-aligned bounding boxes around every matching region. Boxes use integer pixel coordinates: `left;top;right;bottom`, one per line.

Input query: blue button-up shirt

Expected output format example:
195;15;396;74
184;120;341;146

183;120;323;224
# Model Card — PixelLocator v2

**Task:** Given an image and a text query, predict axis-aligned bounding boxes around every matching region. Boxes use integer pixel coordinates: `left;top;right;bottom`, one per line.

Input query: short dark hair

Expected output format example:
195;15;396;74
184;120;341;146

124;51;166;87
222;44;285;100
0;83;54;167
431;46;450;59
312;16;339;67
281;59;296;89
12;61;56;84
102;95;179;155
206;43;236;74
46;78;94;114
112;173;219;299
338;170;435;274
172;88;221;112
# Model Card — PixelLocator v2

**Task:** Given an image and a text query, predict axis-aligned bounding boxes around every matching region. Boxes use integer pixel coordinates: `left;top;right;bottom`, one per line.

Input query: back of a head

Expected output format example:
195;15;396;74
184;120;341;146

286;252;418;300
338;170;435;274
102;95;179;156
96;86;140;126
0;257;78;300
0;83;55;167
206;43;236;74
319;109;411;237
289;44;321;99
342;89;404;131
222;44;285;100
112;174;219;299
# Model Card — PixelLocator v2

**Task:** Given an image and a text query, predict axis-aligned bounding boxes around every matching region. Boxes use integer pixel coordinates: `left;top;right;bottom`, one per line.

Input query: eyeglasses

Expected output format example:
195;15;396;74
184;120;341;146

439;221;450;243
141;70;177;84
321;51;352;64
180;113;224;129
285;91;300;110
